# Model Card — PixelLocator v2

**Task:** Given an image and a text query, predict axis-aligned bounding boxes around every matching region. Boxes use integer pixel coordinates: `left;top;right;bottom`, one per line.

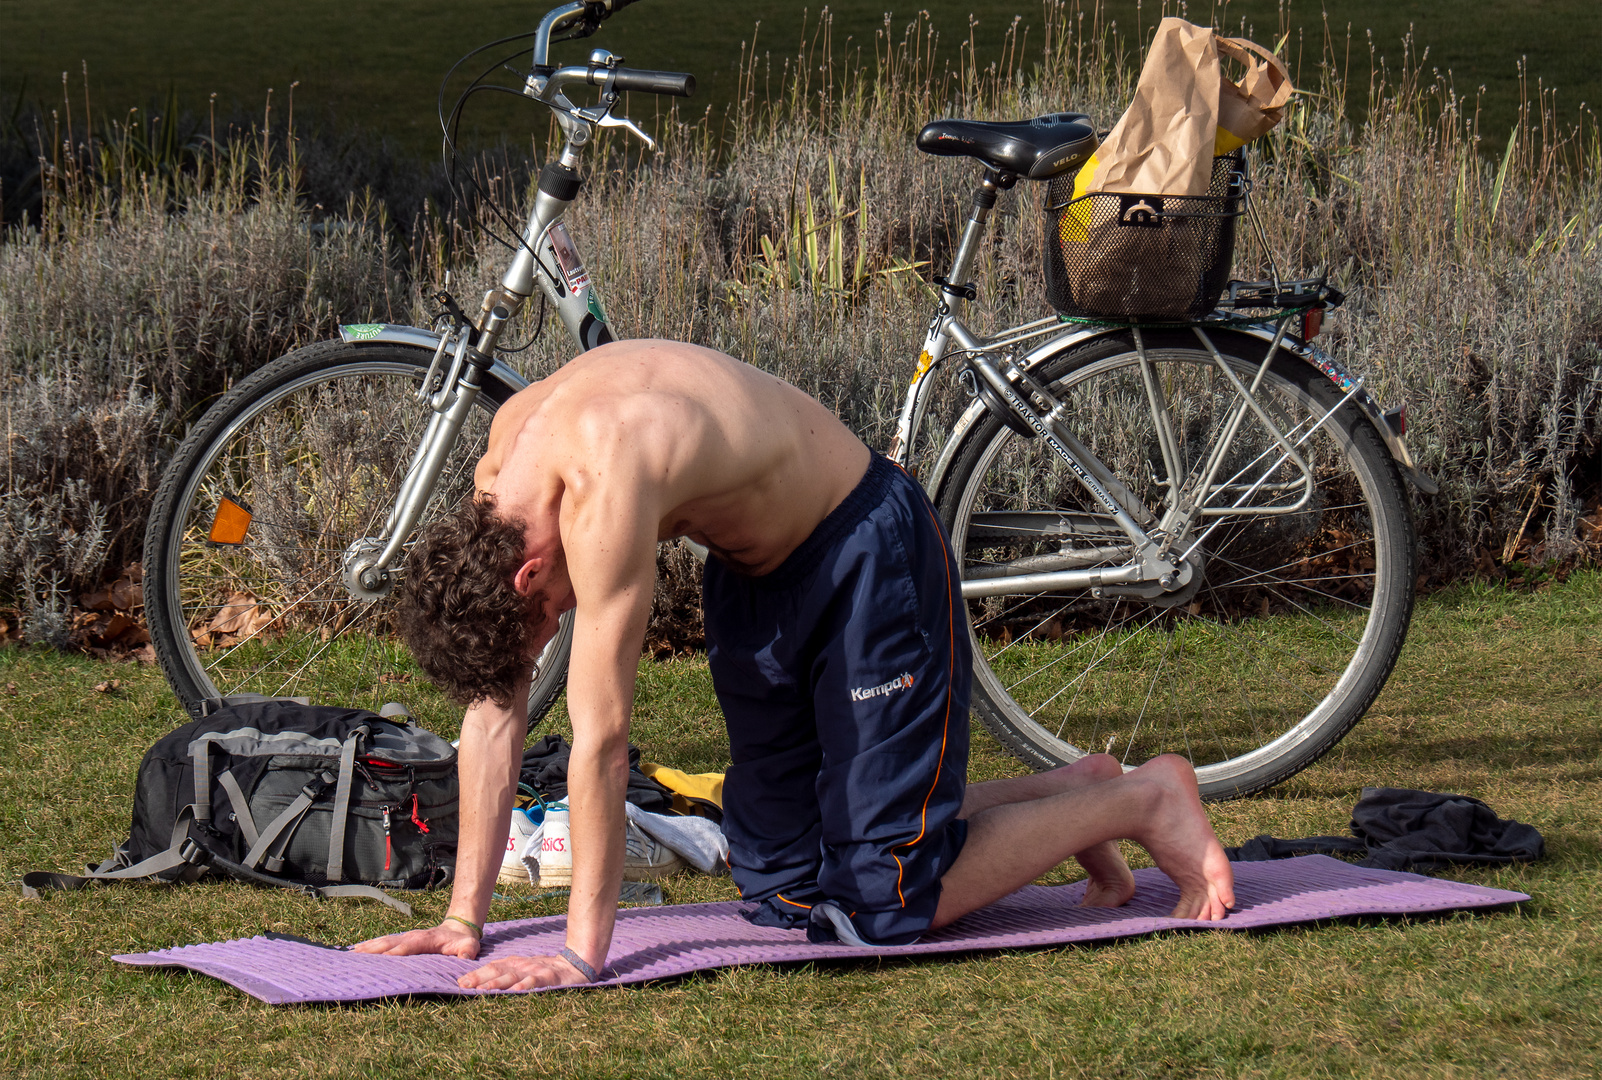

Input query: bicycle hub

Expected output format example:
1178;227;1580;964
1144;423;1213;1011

343;538;394;601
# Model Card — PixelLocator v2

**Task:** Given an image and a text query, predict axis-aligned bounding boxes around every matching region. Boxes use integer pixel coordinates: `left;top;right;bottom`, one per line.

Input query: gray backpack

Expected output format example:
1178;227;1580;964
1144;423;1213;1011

23;698;458;913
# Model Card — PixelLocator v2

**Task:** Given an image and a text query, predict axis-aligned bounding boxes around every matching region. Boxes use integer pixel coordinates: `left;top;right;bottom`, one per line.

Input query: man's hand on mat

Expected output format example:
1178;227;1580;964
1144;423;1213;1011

351;922;482;960
456;954;590;990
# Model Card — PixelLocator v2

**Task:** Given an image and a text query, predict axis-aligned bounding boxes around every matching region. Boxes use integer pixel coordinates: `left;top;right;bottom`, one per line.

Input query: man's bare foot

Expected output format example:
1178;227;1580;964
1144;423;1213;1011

1130;755;1236;921
1076;840;1137;907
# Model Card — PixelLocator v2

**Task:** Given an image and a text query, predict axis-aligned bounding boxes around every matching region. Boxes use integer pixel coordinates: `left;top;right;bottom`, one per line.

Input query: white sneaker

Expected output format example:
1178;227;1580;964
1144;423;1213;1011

624;817;685;881
531;806;572;887
498;807;540;885
524;806;684;887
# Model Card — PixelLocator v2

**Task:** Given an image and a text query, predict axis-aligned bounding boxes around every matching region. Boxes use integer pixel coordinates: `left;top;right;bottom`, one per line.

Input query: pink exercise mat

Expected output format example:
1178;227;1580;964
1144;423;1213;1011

112;855;1528;1004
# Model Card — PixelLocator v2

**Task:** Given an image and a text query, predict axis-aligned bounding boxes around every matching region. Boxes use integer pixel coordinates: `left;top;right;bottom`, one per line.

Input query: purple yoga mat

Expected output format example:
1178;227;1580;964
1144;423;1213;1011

113;855;1526;1005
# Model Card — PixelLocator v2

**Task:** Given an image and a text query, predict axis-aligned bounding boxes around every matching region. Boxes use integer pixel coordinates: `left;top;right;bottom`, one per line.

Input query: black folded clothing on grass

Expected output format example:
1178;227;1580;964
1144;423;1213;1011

520;734;675;815
1226;787;1545;872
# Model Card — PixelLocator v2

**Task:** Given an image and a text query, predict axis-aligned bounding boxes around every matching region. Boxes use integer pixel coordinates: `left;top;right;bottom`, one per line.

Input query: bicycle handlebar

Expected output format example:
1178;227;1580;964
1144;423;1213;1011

533;0;643;65
609;67;696;97
542;62;696;99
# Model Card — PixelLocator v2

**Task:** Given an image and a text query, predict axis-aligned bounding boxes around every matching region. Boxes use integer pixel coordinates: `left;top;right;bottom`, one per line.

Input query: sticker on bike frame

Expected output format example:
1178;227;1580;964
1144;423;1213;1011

209;496;254;545
342;323;384;340
547;223;592;295
586;288;607;324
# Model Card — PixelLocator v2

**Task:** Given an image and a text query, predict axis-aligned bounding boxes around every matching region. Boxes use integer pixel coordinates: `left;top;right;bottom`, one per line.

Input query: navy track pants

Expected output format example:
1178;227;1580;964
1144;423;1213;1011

703;453;971;945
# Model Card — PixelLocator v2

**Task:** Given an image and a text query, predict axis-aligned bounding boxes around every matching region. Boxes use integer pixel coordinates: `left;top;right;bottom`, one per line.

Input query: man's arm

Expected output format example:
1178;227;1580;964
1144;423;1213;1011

452;411;663;990
352;679;529;963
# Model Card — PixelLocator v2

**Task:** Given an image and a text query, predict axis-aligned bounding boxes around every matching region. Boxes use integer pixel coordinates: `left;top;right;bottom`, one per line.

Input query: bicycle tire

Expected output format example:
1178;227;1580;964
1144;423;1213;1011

934;328;1416;799
144;339;573;729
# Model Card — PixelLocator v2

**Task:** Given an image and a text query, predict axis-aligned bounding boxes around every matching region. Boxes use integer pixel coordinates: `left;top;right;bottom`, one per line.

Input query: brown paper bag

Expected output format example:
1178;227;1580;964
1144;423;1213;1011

1215;36;1293;154
1076;18;1293;198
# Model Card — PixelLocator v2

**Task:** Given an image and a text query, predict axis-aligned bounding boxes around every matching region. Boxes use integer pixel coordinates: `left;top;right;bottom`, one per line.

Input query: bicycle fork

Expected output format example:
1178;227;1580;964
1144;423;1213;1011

343;149;611;600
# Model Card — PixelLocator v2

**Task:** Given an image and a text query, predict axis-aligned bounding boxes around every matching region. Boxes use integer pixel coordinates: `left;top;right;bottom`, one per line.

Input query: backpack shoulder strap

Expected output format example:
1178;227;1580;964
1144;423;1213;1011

21;809;211;897
325;725;367;883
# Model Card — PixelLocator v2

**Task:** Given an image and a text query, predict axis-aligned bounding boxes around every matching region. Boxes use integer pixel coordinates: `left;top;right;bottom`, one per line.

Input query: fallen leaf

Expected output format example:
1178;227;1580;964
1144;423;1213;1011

131;644;157;665
101;614;137;641
4;682;17;695
80;590;116;612
109;579;142;610
206;593;274;638
93;680;122;693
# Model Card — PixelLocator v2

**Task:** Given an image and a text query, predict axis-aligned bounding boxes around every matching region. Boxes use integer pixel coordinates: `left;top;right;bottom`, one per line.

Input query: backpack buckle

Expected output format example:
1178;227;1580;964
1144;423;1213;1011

301;770;337;800
178;837;210;866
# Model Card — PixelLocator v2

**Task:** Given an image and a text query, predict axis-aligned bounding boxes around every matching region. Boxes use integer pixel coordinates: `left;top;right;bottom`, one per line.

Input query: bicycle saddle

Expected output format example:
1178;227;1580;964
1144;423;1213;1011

915;113;1097;180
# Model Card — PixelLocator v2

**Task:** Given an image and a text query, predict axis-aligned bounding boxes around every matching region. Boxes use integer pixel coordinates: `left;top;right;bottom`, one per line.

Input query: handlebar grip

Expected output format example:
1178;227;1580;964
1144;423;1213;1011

608;67;696;97
602;0;639;11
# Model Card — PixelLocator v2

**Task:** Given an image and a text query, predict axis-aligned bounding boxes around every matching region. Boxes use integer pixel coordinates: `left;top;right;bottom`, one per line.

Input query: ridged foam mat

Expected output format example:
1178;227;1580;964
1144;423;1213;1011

112;855;1527;1004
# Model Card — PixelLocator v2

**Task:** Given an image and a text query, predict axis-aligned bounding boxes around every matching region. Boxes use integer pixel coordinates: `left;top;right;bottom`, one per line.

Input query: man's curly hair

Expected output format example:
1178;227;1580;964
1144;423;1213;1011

398;496;548;708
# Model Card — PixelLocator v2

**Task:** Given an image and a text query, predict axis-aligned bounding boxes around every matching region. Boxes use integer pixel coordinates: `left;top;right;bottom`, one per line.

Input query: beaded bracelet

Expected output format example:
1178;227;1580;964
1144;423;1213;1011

443;914;483;939
559;946;601;983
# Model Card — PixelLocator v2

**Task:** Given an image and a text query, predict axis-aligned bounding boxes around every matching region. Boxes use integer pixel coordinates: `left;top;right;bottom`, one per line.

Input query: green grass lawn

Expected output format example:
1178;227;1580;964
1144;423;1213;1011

1;571;1598;1077
2;1;1595;160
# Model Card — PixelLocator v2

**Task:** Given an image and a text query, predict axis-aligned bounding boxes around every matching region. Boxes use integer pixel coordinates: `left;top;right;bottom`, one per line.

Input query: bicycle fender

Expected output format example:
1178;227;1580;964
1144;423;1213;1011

338;323;531;393
1229;324;1439;494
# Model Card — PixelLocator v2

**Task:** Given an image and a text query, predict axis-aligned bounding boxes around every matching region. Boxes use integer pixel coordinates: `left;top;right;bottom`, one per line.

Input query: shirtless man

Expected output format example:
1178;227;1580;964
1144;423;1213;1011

354;339;1234;988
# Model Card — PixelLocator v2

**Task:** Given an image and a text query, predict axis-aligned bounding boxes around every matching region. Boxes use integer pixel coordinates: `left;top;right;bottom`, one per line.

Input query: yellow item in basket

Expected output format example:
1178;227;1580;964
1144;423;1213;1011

1058;150;1102;244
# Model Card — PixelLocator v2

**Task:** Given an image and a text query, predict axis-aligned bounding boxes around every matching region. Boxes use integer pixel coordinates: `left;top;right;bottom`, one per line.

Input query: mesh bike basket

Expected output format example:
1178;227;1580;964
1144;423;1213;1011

1042;151;1248;321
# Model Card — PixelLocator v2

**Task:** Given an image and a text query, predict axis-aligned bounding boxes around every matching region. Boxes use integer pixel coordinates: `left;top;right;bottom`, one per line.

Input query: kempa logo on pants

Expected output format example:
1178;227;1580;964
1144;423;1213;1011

850;673;915;702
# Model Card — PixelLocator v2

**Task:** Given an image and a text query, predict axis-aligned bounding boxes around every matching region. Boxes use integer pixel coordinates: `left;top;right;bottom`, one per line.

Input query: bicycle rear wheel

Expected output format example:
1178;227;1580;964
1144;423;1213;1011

935;329;1416;799
144;340;572;729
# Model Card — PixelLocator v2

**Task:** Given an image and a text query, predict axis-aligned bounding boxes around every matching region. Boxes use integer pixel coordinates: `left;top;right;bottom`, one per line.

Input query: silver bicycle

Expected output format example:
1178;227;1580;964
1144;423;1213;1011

145;0;1435;798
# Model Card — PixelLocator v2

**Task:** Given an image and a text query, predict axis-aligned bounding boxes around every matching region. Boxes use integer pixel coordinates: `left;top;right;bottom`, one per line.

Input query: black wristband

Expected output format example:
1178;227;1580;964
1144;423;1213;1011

559;945;601;983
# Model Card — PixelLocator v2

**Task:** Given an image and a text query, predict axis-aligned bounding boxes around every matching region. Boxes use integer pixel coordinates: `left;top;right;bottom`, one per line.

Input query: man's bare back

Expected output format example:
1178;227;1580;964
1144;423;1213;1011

475;340;871;576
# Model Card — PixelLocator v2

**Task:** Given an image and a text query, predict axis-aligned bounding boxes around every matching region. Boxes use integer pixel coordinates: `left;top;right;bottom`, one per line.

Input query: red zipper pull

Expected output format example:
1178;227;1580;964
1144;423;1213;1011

410;793;429;833
382;805;393;871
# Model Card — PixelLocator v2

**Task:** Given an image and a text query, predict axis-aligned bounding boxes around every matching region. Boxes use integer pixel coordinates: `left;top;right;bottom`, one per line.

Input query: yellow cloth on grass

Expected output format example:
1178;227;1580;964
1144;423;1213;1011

640;762;724;817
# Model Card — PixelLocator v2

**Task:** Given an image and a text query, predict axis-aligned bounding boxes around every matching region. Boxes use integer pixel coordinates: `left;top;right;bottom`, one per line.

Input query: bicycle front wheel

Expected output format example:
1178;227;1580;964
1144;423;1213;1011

144;340;573;728
935;329;1416;799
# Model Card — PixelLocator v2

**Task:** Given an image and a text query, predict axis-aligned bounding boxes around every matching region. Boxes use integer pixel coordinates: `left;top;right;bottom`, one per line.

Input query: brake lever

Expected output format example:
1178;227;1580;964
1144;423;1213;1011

593;111;656;150
571;51;658;151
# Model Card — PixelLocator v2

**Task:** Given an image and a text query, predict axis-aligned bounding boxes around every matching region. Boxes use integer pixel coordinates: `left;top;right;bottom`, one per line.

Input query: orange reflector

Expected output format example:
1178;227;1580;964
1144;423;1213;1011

209;497;253;545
